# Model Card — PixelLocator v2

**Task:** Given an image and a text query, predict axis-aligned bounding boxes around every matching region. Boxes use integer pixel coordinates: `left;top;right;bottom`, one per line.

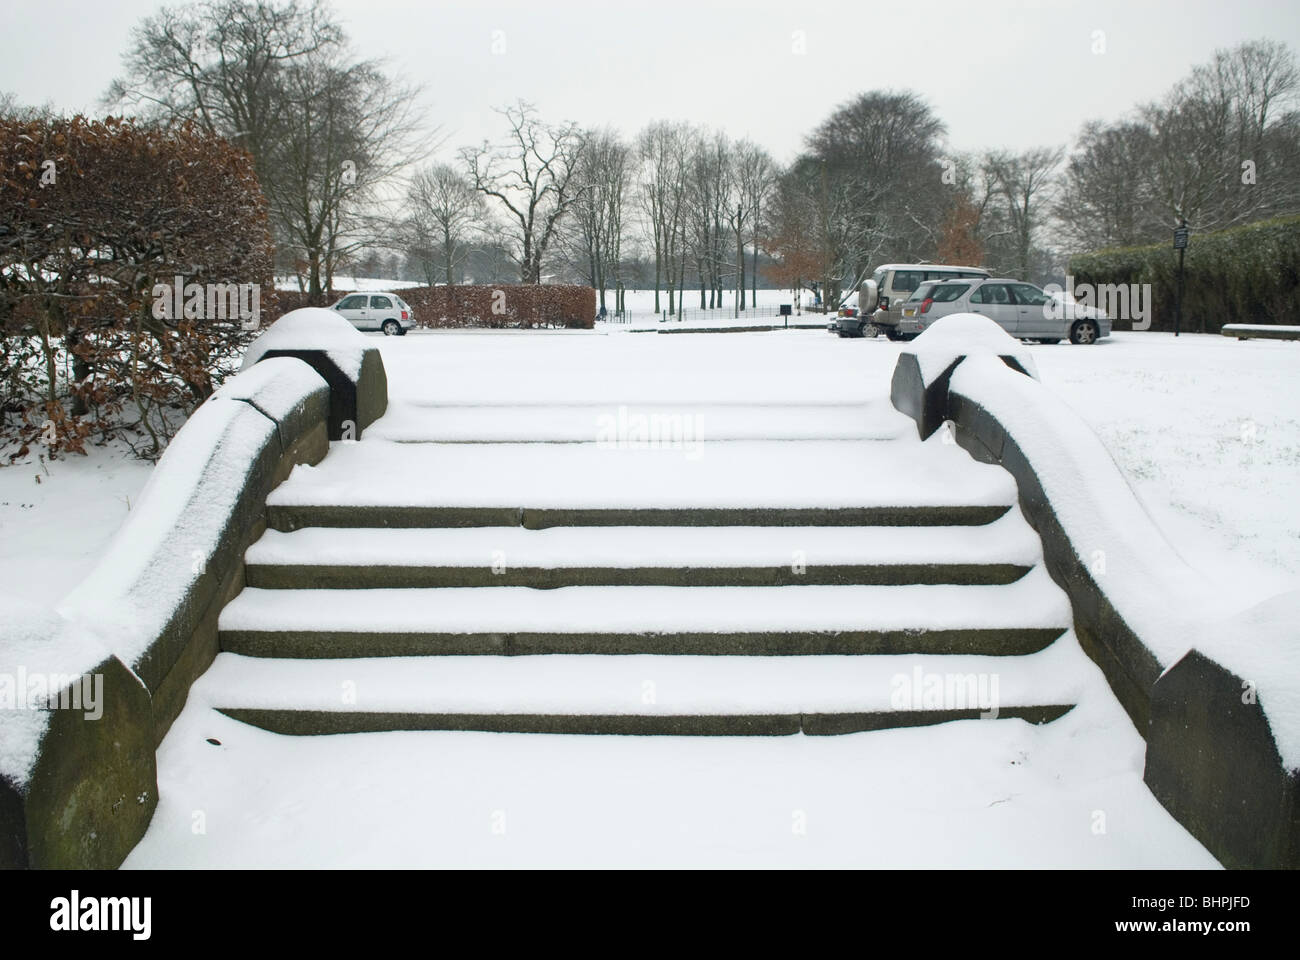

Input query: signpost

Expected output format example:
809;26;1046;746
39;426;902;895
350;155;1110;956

1173;222;1189;337
780;304;792;329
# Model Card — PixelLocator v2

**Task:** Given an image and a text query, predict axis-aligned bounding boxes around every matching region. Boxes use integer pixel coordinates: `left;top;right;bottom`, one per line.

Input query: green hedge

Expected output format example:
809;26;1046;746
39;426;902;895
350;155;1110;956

1068;215;1300;333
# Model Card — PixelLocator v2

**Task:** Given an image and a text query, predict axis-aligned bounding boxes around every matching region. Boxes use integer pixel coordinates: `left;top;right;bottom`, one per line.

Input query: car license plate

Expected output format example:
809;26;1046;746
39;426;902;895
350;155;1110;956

902;308;915;317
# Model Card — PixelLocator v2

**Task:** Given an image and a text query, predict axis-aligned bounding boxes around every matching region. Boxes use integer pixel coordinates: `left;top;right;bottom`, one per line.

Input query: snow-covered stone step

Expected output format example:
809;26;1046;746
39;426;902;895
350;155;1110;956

196;645;1084;736
267;438;1018;530
218;569;1071;658
367;401;907;443
245;512;1041;588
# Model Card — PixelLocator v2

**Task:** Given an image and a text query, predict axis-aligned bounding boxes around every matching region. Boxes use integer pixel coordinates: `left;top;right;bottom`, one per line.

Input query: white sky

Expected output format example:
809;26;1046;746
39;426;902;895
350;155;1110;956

3;0;1299;163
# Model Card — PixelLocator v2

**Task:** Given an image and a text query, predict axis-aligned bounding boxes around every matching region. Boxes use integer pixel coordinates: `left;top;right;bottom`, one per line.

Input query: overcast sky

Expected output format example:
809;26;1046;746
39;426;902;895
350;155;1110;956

4;0;1299;163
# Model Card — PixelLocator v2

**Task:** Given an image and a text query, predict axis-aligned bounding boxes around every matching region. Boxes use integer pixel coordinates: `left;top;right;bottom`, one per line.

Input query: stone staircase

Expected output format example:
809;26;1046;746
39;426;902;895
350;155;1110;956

200;396;1088;737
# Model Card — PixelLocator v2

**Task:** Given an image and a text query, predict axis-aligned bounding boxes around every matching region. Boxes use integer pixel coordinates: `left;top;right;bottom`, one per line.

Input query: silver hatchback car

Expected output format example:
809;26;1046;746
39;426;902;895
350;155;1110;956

329;292;417;336
910;278;1111;344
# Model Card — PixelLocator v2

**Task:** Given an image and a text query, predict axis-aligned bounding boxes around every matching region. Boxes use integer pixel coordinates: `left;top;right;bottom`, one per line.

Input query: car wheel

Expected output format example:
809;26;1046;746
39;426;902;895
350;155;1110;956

1069;320;1098;345
859;322;879;338
382;320;401;337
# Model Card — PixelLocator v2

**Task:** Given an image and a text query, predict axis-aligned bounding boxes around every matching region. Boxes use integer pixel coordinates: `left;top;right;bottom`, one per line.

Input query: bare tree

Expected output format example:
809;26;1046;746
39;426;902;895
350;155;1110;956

1059;40;1300;253
685;131;734;309
262;54;425;296
106;0;429;298
636;121;692;314
563;128;631;313
405;163;485;286
105;0;343;179
461;101;586;284
732;140;777;310
983;146;1064;280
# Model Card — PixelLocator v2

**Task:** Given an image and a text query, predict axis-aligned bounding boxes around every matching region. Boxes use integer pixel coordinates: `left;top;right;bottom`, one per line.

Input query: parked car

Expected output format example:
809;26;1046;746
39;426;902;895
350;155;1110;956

911;278;1112;344
872;280;946;340
329;292;416;335
840;263;991;338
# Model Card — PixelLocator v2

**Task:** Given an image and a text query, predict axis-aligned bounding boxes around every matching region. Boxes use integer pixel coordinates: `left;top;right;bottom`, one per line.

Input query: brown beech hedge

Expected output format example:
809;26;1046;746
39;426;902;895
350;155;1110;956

273;285;596;329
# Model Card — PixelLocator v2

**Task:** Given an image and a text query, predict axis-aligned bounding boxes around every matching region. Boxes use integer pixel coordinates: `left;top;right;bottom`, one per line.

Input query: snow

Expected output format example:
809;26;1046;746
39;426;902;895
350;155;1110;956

210;356;327;425
57;399;278;669
240;307;371;380
951;353;1223;662
1220;324;1300;335
245;512;1042;569
122;664;1215;868
1030;333;1300;602
219;571;1072;636
1193;589;1300;759
367;400;905;443
949;351;1300;770
0;442;152;607
190;641;1087;715
269;437;1018;509
0;596;113;789
4;324;1291;867
909;312;1039;384
274;276;424;293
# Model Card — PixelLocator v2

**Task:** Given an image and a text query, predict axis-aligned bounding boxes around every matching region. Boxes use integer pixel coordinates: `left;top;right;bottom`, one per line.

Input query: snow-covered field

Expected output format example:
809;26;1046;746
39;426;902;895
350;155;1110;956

3;326;1295;868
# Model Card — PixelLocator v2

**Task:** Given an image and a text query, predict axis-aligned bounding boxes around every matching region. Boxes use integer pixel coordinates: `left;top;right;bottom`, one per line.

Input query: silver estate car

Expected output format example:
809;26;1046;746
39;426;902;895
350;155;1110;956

909;278;1112;344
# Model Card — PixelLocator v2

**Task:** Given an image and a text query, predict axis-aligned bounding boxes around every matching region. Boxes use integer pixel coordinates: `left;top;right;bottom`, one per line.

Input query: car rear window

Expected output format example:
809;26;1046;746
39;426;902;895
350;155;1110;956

905;282;939;303
928;283;969;303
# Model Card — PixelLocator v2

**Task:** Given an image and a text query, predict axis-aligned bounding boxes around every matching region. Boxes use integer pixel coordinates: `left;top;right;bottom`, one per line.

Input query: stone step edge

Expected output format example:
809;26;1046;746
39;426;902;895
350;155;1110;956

267;504;1013;531
218;627;1068;659
244;562;1033;589
216;703;1075;736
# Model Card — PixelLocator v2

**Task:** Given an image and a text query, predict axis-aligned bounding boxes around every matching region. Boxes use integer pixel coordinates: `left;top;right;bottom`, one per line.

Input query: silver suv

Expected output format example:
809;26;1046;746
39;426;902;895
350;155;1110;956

330;292;417;336
912;278;1111;344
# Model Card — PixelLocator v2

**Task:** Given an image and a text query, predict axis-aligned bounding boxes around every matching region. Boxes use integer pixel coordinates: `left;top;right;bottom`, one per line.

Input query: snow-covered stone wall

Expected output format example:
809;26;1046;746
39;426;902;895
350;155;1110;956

1;314;387;868
890;316;1299;868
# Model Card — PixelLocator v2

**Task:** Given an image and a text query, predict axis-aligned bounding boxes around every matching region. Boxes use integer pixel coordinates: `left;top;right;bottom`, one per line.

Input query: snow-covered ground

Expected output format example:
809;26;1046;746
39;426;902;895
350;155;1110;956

0;442;152;606
274;275;425;293
1031;332;1300;604
4;327;1295;868
125;684;1212;868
